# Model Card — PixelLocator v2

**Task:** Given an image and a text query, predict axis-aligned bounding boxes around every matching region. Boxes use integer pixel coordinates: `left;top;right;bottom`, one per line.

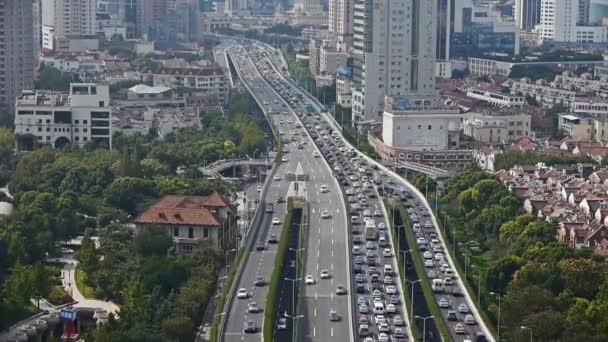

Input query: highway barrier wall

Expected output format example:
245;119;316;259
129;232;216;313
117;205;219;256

263;199;299;340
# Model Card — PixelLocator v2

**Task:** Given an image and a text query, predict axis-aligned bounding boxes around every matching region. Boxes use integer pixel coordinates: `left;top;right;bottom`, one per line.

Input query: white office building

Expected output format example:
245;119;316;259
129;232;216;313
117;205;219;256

539;0;608;43
14;83;111;151
352;0;438;125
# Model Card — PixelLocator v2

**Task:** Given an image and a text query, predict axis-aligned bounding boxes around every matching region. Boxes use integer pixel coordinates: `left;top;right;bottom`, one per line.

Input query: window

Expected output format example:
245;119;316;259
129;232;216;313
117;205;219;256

428;125;432;130
203;228;209;238
188;227;194;239
173;227;179;237
98;101;105;107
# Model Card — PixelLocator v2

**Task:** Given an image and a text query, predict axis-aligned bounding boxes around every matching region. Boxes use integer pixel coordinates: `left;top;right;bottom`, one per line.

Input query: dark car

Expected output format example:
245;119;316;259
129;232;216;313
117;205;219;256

254;276;266;287
356;283;366;293
255;241;265;251
353;264;363;273
243;320;257;333
447;310;458;321
451;287;463;297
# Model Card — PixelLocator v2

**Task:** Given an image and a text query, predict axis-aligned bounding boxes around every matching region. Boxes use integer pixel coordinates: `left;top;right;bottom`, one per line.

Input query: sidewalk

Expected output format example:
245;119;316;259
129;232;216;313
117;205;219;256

61;259;119;315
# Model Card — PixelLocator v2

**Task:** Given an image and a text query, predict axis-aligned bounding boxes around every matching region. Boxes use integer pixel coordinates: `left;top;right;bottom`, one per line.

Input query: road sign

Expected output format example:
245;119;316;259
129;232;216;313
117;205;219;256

60;308;77;321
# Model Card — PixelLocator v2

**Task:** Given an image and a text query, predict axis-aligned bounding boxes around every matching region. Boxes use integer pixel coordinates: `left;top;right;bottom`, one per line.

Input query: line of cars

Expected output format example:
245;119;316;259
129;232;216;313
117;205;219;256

386;188;487;342
249;43;412;342
305;123;409;342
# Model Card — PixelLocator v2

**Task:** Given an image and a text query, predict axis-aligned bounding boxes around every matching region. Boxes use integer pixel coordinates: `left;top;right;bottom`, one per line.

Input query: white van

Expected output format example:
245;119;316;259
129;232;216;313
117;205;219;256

444;268;455;279
373;302;385;315
432;278;444;293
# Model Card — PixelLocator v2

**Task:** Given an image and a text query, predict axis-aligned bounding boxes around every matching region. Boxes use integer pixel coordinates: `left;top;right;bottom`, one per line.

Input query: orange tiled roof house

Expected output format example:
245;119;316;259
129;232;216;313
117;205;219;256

134;191;236;253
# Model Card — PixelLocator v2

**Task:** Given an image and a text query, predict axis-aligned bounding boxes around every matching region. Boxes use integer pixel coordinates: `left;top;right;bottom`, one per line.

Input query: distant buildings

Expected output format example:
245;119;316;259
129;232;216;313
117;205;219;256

515;0;542;32
143;65;230;105
0;0;37;113
463;111;532;144
539;0;608;44
134;192;236;252
14;83;111;151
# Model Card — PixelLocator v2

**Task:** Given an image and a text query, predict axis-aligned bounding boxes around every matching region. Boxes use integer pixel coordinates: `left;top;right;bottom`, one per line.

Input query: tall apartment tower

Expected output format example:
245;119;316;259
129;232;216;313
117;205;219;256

539;0;606;43
352;0;438;124
0;0;36;113
329;0;353;52
42;0;96;38
515;0;542;32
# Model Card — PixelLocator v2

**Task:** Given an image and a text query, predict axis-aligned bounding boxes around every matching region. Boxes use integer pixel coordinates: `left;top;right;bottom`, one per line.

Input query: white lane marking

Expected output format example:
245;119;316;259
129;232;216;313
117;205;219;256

331;328;334;337
315;291;318;300
313;327;316;337
314;307;317;317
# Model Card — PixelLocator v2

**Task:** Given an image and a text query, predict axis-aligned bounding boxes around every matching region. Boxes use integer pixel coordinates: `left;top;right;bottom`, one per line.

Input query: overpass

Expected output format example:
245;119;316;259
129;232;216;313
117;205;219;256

200;158;271;179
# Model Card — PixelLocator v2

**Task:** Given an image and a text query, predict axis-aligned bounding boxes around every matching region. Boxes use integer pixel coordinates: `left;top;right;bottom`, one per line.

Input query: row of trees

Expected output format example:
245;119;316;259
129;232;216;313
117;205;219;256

494;151;594;171
441;170;608;341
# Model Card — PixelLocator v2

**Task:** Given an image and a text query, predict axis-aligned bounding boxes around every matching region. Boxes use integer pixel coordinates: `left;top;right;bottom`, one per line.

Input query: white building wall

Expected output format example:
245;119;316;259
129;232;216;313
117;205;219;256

383;110;462;151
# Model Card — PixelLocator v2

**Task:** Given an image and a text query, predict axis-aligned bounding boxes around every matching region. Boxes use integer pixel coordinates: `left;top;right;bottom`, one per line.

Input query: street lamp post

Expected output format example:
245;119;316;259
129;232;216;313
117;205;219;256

472;269;482;307
395;224;406;250
415;315;434;342
406;279;421;325
289;246;305;281
285;313;304;341
225;249;236;269
521;325;533;342
490;292;502;341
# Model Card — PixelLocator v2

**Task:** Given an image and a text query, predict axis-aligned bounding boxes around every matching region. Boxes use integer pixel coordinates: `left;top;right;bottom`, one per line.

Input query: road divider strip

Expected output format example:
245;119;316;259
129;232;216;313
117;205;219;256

263;199;297;340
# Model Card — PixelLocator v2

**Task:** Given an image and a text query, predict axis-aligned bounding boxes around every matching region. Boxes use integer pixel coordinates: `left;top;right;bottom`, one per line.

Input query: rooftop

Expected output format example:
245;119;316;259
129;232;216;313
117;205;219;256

135;192;230;227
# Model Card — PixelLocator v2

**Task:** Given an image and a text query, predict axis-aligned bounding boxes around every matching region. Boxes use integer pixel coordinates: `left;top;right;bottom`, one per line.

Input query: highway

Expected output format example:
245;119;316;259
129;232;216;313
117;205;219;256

219;43;353;342
243;43;413;342
252;41;494;342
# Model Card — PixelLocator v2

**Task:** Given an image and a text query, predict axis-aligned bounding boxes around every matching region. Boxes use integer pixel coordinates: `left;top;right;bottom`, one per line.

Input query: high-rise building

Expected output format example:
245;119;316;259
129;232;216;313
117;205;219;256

328;0;353;52
515;0;542;32
352;0;438;124
0;0;36;113
137;0;168;37
539;0;607;43
450;0;519;57
41;0;96;39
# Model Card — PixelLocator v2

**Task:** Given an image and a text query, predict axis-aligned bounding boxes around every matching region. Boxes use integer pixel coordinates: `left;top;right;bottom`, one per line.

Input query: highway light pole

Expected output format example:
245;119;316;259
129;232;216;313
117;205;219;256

490;292;503;341
415;315;434;342
405;278;420;326
285;313;304;341
395;225;406;250
284;277;302;342
289;246;305;282
224;249;236;269
472;268;482;307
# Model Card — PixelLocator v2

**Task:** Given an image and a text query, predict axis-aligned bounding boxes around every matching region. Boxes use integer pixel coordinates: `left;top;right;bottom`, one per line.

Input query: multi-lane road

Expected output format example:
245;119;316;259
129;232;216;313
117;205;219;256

220;43;353;342
252;41;494;342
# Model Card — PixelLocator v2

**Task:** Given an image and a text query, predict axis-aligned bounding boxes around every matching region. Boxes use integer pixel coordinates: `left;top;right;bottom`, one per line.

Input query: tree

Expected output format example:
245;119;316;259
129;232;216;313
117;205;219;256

161;315;195;342
2;263;38;306
134;226;171;257
35;64;75;91
0;127;13;164
559;258;606;299
502;285;558;337
486;255;525;294
76;237;98;278
458;188;479;213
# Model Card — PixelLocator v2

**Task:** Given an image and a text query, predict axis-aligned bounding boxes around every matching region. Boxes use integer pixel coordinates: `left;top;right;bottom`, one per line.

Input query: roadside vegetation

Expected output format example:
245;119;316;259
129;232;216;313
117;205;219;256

434;170;608;341
494;151;595;171
0;93;265;337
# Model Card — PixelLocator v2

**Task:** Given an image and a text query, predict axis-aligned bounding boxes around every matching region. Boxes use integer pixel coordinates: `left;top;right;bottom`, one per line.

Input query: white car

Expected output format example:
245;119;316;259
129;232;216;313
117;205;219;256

313;151;320;158
425;259;434;268
378;332;389;342
386;303;396;314
320;269;331;279
321;210;331;219
373;210;382;217
385;285;397;294
305;275;315;285
382;248;392;257
273;175;281;181
281;156;288;162
237;288;249;299
320;184;329;193
423;251;433;259
257;185;262;192
272;217;281;225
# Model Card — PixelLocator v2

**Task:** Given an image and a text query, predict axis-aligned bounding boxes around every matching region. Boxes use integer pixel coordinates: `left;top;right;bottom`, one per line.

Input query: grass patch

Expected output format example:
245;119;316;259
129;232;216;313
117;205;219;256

389;202;451;341
263;199;296;340
47;286;69;306
75;268;97;299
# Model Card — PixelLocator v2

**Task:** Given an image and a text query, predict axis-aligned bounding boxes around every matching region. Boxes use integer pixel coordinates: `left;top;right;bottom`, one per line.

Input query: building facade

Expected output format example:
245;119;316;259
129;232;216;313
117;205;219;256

14;83;111;151
539;0;608;43
41;0;96;50
466;87;526;108
329;0;353;52
0;0;36;114
144;66;229;105
463;112;532;144
515;0;542;32
352;0;438;125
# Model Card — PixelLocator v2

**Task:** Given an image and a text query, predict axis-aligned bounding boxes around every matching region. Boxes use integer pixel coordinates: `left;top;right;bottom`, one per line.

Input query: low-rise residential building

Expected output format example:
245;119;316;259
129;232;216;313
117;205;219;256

143;65;229;105
112;105;200;138
466;86;525;108
558;113;608;142
510;77;577;107
463;111;532;144
134;192;236;252
14;83;111;151
336;73;352;108
40;51;107;83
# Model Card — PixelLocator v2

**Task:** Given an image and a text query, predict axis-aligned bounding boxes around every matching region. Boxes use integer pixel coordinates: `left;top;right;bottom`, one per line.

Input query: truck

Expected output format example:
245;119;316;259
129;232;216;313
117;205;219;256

365;220;378;241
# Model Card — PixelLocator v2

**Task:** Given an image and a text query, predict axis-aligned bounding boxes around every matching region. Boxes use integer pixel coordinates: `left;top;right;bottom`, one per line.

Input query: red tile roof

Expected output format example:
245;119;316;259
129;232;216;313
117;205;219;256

135;192;229;227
